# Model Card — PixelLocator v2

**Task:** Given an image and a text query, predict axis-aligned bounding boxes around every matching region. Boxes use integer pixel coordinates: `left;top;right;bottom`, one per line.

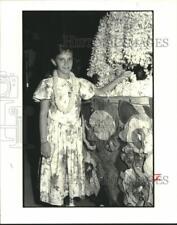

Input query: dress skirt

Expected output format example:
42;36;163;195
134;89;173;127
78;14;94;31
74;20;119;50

40;117;86;206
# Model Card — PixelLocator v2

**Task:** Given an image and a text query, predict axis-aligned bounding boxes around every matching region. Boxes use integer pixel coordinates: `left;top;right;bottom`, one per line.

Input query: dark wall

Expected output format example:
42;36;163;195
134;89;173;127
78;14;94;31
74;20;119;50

23;11;107;89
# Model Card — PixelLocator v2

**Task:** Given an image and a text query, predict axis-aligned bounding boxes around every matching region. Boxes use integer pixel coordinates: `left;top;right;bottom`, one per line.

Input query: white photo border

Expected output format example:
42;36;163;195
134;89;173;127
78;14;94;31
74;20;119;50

0;0;177;223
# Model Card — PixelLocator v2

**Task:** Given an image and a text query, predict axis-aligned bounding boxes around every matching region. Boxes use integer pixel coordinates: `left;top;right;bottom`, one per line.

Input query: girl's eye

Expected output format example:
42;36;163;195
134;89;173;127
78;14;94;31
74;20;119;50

58;58;64;62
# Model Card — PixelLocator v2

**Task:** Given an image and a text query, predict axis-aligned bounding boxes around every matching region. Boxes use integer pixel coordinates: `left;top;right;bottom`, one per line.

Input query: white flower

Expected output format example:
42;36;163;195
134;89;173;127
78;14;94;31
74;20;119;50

87;12;152;88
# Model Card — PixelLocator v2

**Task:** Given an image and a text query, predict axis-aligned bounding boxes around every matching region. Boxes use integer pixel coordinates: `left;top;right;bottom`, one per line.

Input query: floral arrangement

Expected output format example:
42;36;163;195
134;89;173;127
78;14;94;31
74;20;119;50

123;12;152;70
118;112;153;206
89;110;116;141
118;168;152;206
87;11;152;89
107;72;152;97
85;12;153;205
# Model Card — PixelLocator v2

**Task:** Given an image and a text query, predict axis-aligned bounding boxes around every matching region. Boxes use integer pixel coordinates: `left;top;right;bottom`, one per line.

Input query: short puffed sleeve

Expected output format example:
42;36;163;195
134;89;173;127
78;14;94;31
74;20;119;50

79;78;95;100
33;78;53;102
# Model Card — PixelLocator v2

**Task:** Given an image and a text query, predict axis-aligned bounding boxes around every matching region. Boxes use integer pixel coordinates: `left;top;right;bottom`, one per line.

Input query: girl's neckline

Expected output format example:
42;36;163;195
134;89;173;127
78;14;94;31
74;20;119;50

55;70;71;80
57;76;71;80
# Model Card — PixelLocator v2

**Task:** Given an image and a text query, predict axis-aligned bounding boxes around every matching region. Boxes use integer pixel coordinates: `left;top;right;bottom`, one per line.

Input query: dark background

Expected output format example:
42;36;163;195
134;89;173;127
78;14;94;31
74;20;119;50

23;11;107;207
23;11;107;87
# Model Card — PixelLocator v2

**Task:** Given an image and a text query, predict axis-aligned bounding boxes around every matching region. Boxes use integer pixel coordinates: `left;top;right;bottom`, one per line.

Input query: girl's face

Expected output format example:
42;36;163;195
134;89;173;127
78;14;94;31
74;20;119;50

52;50;73;75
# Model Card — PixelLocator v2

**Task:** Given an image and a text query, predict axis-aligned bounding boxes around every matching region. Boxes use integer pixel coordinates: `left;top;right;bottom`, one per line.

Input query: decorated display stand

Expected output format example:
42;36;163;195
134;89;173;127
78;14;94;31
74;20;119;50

82;11;153;206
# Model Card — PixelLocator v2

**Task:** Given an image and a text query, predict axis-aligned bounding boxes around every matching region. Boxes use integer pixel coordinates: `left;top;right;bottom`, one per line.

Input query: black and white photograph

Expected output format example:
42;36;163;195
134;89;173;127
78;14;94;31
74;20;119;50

23;11;153;207
1;0;177;223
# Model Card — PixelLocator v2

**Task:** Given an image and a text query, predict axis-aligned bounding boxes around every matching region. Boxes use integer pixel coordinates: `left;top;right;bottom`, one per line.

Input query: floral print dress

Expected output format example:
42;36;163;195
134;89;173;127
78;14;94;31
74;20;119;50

33;71;95;206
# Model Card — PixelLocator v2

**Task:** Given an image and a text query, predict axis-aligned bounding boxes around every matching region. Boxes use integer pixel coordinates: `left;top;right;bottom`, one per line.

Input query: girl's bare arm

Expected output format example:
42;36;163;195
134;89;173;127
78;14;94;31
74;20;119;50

39;99;51;158
94;71;132;96
39;100;49;143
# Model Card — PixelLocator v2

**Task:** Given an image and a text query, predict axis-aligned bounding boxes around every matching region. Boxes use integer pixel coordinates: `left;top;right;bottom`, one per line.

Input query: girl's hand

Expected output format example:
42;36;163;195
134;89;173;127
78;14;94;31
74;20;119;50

41;141;51;158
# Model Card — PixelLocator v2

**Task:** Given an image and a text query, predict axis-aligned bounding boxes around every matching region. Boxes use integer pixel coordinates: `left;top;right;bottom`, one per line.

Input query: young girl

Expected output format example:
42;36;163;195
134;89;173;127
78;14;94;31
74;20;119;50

33;44;131;206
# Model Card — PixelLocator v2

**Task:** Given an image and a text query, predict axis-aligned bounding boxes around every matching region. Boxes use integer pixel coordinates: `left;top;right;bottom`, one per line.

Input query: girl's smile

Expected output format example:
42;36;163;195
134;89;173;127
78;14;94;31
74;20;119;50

52;50;73;77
